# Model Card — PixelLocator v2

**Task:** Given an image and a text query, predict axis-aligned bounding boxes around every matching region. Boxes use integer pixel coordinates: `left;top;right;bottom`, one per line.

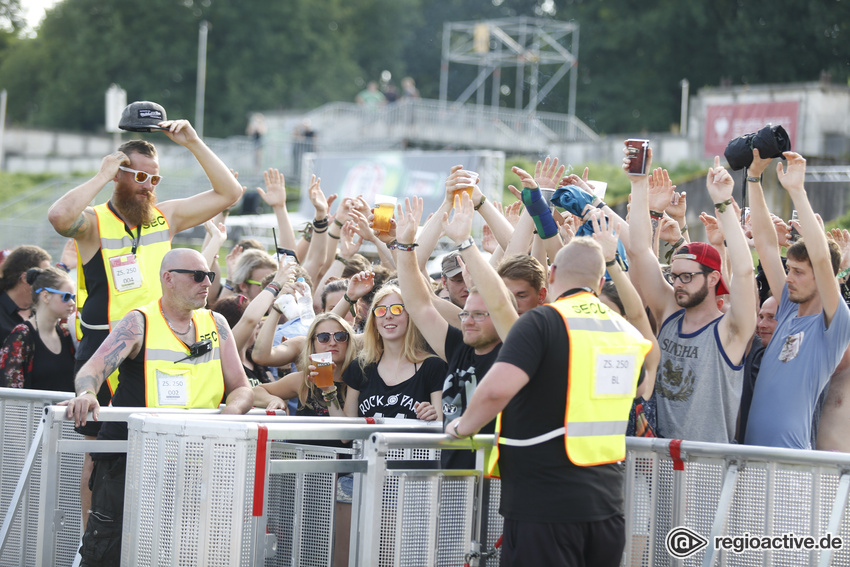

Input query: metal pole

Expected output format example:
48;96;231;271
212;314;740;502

439;22;451;106
680;79;690;136
0;90;7;171
195;20;209;138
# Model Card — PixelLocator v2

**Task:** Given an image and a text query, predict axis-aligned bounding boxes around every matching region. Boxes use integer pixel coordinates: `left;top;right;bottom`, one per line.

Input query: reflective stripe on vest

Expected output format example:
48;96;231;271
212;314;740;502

486;292;651;475
136;300;224;409
75;202;171;340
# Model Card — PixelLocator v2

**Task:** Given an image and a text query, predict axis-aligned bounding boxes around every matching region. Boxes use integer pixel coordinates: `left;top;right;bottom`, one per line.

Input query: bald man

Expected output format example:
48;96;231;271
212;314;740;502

63;248;253;566
447;237;652;567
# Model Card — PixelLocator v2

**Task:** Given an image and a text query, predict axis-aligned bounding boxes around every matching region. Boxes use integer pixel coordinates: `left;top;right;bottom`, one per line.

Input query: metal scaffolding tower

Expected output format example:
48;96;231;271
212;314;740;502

439;16;579;116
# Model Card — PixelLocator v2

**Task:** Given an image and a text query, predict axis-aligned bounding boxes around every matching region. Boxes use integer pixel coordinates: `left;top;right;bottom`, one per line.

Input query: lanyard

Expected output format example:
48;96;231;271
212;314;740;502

107;200;142;254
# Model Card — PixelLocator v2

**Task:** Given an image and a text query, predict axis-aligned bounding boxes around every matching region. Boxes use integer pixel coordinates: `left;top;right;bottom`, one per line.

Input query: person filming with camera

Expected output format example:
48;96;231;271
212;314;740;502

63;248;253;565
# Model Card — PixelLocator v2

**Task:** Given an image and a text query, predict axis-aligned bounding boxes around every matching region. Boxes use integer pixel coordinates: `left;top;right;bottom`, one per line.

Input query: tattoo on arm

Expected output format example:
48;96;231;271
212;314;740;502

59;211;92;238
74;373;100;394
96;312;145;377
214;312;231;342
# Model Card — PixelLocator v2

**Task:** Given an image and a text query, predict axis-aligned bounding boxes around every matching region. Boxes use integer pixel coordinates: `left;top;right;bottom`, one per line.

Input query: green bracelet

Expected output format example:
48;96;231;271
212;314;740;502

714;199;733;214
837;266;850;281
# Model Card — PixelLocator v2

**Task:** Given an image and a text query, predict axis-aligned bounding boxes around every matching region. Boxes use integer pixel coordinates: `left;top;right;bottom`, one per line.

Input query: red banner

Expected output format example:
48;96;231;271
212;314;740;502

704;101;799;158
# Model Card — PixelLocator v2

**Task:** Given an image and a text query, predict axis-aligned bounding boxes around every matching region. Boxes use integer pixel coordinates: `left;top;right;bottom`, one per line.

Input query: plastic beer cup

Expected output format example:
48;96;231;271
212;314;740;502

372;195;397;233
310;352;334;388
453;170;478;206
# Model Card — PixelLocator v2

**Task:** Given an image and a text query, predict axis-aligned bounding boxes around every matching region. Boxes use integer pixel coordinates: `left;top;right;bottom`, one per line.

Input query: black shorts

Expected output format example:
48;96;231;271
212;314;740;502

500;514;625;567
72;357;112;437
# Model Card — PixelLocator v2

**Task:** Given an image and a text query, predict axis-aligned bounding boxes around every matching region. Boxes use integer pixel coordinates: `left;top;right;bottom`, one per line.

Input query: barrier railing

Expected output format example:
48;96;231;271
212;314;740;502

2;385;848;566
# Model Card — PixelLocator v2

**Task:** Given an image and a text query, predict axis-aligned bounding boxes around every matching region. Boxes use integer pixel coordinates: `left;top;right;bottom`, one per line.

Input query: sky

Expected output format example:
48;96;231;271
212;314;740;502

22;0;61;34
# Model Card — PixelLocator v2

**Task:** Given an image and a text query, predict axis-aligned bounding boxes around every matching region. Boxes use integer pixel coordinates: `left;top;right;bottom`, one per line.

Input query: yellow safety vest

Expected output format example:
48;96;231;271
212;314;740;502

135;299;224;409
76;202;171;339
486;291;651;476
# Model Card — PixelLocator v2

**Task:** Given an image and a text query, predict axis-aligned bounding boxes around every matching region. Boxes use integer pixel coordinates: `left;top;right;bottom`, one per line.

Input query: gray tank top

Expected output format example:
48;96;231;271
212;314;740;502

655;310;744;443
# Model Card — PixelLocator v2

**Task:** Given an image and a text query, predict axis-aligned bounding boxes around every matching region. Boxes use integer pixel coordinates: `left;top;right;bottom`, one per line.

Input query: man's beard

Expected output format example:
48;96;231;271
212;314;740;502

113;183;157;227
676;279;709;309
789;287;817;305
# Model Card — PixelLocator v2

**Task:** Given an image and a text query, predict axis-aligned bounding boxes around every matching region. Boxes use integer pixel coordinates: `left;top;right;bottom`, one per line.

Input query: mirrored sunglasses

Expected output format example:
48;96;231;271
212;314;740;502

118;165;163;186
372;303;405;318
315;331;350;344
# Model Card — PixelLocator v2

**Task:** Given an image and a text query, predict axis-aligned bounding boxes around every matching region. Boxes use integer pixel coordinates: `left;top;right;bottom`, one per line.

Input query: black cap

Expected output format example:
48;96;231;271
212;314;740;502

118;101;167;132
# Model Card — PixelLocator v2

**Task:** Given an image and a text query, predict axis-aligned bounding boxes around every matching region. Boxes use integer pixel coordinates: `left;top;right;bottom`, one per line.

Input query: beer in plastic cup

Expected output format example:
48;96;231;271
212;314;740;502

310;352;334;388
372;195;397;233
625;139;650;175
453;170;478;206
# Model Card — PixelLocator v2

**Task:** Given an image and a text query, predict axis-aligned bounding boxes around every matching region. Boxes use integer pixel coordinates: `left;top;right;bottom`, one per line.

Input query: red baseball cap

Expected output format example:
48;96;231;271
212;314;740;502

672;242;730;296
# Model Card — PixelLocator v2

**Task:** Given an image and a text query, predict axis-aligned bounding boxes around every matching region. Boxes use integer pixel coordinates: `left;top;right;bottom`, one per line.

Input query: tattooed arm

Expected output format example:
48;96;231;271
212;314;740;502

213;312;254;415
62;311;146;426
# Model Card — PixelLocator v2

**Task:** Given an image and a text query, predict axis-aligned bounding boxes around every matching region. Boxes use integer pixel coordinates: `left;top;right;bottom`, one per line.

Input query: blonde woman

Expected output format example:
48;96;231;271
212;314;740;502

253;313;355;416
342;285;445;421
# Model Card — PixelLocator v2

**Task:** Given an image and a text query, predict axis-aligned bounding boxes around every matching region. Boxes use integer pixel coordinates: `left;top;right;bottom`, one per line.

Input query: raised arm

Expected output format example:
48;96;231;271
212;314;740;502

251;302;306;367
395;197;450;360
63;310;146;426
300;175;330;285
443;193;519;341
779;152;843;323
705;157;756;363
747;149;789;299
623;147;678;323
257;168;298;253
231;260;295;351
415;166;459;273
591;212;659;399
155;120;244;233
48;152;127;248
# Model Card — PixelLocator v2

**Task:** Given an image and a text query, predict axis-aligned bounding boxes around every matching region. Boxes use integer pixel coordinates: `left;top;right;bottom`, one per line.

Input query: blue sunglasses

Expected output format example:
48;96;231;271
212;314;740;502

36;287;76;303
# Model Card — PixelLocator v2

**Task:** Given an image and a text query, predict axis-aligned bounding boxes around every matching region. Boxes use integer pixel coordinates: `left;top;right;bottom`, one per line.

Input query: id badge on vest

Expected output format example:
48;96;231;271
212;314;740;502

156;369;189;406
593;346;638;398
109;253;143;292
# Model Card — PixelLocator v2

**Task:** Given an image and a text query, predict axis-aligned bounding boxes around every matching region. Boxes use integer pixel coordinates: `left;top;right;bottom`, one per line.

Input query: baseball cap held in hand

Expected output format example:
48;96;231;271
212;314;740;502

118;101;167;132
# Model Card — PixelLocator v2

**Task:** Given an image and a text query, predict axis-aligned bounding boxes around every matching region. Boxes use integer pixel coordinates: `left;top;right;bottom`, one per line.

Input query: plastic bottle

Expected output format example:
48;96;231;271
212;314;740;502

296;278;315;324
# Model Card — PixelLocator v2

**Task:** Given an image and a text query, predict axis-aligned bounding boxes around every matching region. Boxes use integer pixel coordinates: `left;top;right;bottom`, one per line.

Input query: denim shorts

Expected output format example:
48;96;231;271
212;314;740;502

336;474;353;504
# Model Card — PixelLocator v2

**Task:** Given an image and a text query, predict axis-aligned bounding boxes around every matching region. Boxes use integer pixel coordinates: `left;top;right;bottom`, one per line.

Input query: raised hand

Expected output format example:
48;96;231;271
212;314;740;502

307;175;328;217
699;212;725;249
396;197;424;244
442;192;475;244
257;168;287;208
589;210;620;263
338;221;362;259
533;157;565;189
346;270;376;301
481;224;497;253
667;191;687;223
504;200;523;227
657;216;683;245
647;167;675;213
705;156;734;205
158;119;200;147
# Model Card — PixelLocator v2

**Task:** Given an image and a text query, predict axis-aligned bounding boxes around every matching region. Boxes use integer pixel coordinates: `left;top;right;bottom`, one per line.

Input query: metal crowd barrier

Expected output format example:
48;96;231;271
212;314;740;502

624;437;850;566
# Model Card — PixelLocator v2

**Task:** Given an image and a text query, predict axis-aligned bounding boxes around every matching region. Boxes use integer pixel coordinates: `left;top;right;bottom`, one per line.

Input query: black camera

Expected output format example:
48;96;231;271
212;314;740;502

175;339;213;364
724;124;791;171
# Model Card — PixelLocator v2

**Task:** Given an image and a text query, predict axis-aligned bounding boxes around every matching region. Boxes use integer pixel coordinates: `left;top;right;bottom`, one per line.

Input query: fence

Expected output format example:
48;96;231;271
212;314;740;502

3;386;850;565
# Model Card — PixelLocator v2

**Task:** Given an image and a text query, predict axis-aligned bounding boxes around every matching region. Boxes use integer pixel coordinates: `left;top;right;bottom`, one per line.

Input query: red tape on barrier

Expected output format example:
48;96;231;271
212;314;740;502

669;439;685;471
253;424;269;516
365;417;376;424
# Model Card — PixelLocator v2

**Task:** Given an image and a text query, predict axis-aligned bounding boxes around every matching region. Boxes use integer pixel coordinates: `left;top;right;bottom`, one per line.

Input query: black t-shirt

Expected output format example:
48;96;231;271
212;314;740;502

495;304;625;524
78;251;110;360
343;356;446;419
442;325;500;469
0;292;25;347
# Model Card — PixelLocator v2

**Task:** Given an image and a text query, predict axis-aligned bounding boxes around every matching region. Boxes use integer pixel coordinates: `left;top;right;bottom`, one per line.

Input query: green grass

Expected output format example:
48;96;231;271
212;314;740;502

0;171;58;202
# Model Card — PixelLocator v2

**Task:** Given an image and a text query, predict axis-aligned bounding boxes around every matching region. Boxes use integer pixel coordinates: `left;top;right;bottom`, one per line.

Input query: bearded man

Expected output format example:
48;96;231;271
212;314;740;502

47;117;242;528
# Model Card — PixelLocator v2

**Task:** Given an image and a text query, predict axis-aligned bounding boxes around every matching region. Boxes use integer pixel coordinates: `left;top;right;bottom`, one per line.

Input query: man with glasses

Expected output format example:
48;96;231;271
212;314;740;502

626;152;756;443
395;194;519;468
63;248;253;565
47;117;243;528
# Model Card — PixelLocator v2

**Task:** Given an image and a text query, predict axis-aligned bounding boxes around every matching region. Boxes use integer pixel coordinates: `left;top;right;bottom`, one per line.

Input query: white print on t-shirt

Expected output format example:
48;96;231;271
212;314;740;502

359;393;417;417
779;331;804;363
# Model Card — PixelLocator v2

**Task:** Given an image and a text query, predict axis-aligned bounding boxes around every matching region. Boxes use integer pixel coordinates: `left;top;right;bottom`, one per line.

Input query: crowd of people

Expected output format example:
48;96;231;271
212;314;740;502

0;102;845;565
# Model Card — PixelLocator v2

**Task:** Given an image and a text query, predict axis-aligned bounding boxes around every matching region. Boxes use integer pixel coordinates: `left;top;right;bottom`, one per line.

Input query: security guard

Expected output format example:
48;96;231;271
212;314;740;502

448;237;652;567
63;248;254;566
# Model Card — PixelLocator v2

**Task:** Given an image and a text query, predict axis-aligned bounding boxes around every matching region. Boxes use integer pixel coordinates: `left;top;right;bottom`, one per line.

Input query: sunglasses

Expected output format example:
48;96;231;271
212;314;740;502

118;166;163;186
245;279;263;286
372;304;404;318
168;269;216;283
36;287;76;302
315;331;350;344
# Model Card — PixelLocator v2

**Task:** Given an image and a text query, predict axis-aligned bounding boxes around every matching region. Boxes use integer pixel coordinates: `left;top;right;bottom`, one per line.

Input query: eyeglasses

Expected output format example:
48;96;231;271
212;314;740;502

665;271;707;285
315;331;350;344
458;311;490;322
118;166;163;186
36;287;75;302
168;269;216;283
245;279;263;286
372;304;404;318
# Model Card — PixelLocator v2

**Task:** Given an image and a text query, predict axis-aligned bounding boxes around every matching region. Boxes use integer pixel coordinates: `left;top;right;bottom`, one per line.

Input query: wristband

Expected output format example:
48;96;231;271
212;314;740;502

333;218;345;227
714;199;733;214
595;200;607;209
474;195;487;211
680;224;689;234
452;421;463;437
343;293;358;305
605;258;618;267
56;262;70;273
457;237;475;251
271;303;283;314
838;266;850;281
335;254;349;265
264;283;281;297
328;231;340;239
747;175;762;183
649;210;664;220
313;216;330;230
393;242;419;252
672;236;686;249
313;225;328;234
78;389;96;398
222;281;234;291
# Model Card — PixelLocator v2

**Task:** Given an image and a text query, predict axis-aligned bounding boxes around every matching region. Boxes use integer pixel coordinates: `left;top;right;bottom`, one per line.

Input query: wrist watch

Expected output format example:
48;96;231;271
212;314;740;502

457;237;475;251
